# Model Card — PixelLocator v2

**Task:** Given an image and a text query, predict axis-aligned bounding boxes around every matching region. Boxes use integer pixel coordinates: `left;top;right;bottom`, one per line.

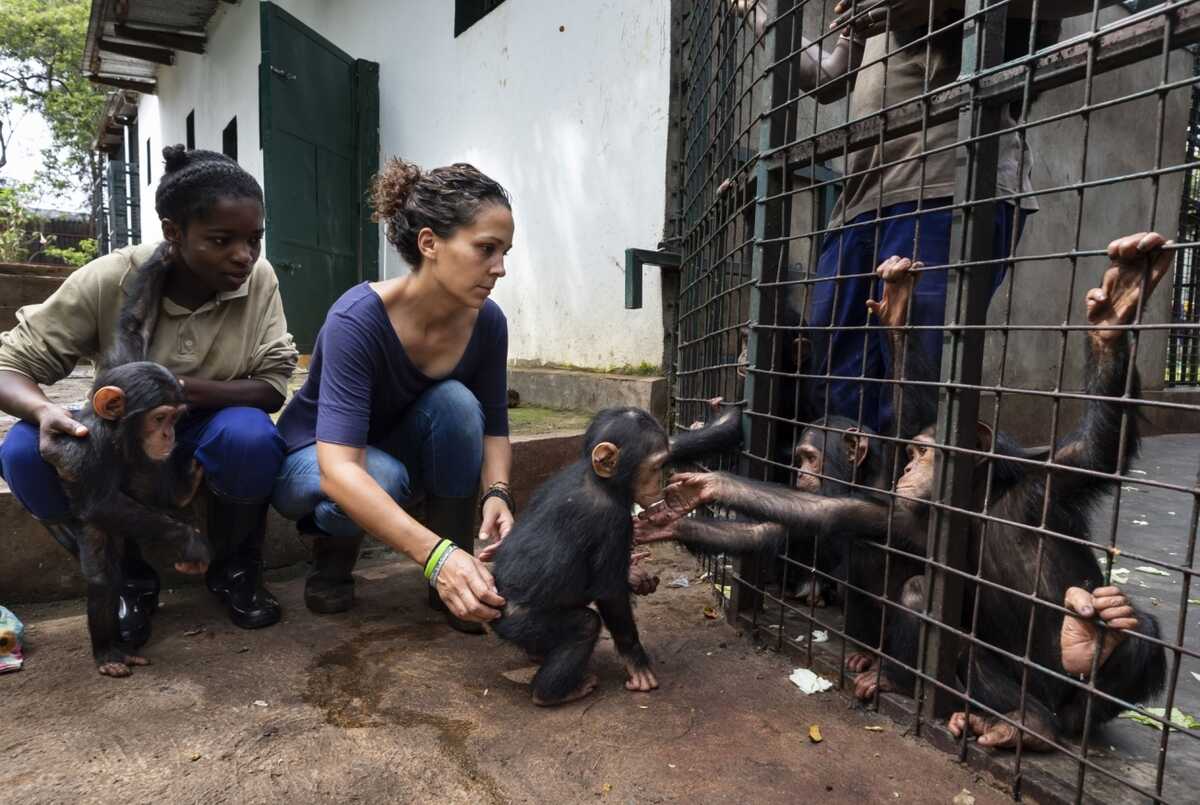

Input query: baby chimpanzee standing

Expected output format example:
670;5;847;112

491;406;738;705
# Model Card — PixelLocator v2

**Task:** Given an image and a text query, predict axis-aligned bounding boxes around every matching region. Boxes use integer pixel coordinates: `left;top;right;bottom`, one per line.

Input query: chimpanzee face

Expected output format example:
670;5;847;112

793;439;824;493
633;448;670;508
420;202;514;309
896;429;937;501
163;197;265;295
141;404;186;462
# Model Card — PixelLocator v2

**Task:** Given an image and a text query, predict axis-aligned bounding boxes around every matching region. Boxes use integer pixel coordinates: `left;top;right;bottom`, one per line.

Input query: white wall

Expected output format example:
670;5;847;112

135;0;672;368
135;1;262;244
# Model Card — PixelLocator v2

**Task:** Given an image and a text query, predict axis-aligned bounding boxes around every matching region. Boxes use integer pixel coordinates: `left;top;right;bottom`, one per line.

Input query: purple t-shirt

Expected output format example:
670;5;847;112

277;282;509;453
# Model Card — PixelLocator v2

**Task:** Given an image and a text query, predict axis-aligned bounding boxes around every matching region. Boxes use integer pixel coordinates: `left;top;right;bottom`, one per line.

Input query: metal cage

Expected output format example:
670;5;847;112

668;2;1200;802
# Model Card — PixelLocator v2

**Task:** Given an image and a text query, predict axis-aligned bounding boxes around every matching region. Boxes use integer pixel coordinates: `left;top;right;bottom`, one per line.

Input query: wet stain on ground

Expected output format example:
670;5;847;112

302;622;507;804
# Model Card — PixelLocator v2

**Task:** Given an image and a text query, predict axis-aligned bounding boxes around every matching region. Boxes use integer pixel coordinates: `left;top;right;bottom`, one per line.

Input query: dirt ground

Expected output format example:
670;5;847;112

2;550;1010;805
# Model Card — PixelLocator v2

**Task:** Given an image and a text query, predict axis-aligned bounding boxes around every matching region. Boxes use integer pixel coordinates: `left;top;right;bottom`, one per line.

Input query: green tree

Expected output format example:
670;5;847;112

0;0;106;202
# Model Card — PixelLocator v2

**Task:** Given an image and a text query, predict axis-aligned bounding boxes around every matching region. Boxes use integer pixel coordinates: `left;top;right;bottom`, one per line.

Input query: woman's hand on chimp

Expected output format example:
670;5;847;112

174;561;209;575
36;403;88;449
476;496;514;562
435;550;506;622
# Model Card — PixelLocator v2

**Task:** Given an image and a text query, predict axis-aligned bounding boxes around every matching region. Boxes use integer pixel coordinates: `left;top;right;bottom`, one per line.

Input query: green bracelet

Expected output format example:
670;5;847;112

423;538;453;580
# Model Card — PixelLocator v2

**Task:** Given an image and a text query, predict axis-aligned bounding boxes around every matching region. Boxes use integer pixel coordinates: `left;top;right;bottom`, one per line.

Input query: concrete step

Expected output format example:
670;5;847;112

1;429;583;604
508;367;666;421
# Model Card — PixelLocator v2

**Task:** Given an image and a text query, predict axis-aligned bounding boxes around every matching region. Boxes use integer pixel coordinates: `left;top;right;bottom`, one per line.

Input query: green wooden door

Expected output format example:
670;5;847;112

260;3;379;352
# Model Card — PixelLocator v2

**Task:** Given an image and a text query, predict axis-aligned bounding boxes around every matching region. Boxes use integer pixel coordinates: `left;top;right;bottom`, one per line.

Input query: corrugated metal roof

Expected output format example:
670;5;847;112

82;0;226;92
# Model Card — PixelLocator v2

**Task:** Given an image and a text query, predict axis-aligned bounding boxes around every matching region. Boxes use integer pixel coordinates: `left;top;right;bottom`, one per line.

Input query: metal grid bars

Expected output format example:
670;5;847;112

1169;47;1200;385
667;1;1200;803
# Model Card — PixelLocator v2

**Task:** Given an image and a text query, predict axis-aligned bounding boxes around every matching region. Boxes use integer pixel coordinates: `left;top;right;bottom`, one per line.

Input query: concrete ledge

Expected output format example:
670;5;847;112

508;367;667;420
1;431;584;605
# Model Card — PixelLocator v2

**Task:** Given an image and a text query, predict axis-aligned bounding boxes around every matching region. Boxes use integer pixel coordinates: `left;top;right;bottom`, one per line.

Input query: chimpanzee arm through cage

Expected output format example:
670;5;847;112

641;234;1170;748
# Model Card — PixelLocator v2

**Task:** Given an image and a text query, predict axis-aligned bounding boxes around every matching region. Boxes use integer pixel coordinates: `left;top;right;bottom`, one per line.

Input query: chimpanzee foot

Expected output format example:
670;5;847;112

790;578;827;608
1061;585;1139;676
947;711;1054;752
96;653;150;678
846;652;876;673
853;669;895;701
532;673;599;706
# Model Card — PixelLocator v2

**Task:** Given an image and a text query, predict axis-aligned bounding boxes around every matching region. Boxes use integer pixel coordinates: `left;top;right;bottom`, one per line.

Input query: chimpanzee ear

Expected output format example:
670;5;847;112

591;441;620;479
975;421;995;460
843;427;870;466
92;385;126;421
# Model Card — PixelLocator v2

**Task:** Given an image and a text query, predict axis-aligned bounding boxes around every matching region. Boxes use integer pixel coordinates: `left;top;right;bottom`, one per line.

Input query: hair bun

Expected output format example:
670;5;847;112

162;144;190;174
370;158;422;222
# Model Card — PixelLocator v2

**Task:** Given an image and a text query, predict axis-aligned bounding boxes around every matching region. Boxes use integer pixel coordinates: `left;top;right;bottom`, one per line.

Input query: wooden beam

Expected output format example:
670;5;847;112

98;38;175;66
113;24;205;54
88;75;157;94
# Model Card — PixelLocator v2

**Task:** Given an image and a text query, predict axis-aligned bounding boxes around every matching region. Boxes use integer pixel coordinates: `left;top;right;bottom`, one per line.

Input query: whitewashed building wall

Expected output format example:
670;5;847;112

134;0;672;369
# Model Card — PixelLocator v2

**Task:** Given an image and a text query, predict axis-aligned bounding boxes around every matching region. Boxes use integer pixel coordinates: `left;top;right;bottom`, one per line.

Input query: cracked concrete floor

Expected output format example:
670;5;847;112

3;550;1010;804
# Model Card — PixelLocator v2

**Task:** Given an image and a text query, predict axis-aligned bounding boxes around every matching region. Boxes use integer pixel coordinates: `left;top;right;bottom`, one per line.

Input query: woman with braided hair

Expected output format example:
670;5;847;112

271;157;514;633
0;145;298;642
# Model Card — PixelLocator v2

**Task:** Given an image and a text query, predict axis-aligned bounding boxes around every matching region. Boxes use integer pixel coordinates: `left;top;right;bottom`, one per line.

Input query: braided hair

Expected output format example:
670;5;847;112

154;145;263;228
370;158;510;268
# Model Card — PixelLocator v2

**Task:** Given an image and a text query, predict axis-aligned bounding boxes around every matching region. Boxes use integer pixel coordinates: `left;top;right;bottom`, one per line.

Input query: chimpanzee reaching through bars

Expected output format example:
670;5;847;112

638;232;1170;749
490;405;740;705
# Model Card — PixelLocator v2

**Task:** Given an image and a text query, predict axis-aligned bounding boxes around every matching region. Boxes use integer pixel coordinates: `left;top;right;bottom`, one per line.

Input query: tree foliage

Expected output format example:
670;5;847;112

0;0;106;202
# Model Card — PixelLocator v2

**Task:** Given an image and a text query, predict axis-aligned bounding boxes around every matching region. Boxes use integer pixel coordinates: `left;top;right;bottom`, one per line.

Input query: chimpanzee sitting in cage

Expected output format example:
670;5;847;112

637;232;1170;750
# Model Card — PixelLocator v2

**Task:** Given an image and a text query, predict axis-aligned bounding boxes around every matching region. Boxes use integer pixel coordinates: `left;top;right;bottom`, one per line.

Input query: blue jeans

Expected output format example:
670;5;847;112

271;380;484;539
0;406;286;521
809;198;1029;433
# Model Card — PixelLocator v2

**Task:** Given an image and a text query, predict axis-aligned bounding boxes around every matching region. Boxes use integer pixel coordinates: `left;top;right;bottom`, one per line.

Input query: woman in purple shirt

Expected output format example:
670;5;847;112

273;159;514;633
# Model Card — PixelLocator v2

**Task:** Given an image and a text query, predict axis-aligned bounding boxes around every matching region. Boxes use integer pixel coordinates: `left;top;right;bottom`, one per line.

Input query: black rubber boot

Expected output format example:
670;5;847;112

118;538;160;647
301;514;363;614
42;520;156;649
204;497;281;630
424;495;486;635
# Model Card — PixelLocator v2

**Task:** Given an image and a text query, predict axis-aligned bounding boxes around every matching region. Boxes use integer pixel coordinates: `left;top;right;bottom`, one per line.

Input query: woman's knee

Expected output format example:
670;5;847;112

420;380;484;441
194;407;286;501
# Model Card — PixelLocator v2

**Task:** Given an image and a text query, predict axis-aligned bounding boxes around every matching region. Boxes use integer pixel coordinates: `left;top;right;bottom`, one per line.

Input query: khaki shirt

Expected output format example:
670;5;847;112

0;243;298;398
831;33;1036;226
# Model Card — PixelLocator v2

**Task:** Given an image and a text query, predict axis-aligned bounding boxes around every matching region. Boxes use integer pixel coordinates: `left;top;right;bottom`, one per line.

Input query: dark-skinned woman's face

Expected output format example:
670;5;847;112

162;197;265;293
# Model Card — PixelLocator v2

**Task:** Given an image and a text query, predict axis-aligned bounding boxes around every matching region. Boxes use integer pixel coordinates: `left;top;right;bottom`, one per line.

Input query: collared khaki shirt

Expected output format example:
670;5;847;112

830;32;1036;227
0;243;298;398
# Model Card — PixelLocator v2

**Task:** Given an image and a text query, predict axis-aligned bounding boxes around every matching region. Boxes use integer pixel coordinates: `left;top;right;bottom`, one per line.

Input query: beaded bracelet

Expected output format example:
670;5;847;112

480;482;516;518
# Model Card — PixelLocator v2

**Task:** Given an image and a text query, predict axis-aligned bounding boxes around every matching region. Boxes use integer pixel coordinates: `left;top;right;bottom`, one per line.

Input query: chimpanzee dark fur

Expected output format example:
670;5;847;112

666;323;1166;743
491;408;666;702
492;407;740;703
40;361;208;672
